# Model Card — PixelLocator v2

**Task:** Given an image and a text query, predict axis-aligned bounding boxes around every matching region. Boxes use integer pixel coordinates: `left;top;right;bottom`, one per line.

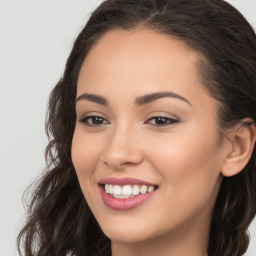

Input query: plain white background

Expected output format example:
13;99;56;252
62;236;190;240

0;1;255;255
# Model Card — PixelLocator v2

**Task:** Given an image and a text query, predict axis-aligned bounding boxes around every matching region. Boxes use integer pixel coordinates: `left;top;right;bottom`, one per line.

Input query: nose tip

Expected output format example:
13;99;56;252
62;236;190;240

101;129;144;170
102;147;144;170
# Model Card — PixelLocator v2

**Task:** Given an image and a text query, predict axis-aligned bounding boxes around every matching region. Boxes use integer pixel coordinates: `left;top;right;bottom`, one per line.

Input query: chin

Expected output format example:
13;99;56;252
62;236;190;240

99;220;160;243
105;230;151;243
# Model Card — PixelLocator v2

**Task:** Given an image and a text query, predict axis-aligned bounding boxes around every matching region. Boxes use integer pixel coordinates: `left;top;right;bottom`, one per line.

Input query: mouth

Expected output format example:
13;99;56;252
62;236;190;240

98;177;159;210
100;184;158;199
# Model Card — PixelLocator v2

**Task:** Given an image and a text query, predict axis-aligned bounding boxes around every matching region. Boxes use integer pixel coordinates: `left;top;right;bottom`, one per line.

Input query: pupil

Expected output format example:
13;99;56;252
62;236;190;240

156;117;167;124
93;117;103;124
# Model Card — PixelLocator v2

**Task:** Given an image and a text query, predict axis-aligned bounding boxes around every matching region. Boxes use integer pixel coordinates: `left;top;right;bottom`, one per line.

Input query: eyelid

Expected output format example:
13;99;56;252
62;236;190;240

77;111;181;128
146;112;179;120
77;111;109;121
79;115;110;122
144;112;181;127
78;112;111;128
145;116;179;126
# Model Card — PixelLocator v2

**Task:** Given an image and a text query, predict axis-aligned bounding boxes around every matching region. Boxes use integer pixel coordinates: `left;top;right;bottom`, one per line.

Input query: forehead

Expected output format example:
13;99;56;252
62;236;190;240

84;28;194;62
77;28;212;108
79;28;198;79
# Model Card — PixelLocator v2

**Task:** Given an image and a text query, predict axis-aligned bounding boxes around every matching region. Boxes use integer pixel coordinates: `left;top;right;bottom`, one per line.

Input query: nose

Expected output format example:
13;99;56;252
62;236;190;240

101;124;144;170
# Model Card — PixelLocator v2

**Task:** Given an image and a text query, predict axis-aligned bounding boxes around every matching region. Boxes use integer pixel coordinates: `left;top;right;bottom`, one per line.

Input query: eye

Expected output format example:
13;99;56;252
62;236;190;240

145;116;179;127
79;115;110;127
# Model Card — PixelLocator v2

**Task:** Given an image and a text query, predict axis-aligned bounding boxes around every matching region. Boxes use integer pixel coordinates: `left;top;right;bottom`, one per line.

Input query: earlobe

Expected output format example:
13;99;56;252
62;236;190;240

221;119;256;177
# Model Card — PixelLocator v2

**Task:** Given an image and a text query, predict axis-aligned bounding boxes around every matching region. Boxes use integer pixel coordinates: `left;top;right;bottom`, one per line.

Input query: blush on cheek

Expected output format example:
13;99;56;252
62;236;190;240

72;133;92;170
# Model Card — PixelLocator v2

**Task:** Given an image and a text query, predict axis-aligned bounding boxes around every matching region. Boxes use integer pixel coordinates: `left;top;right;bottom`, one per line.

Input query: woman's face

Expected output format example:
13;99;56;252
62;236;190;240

72;29;228;244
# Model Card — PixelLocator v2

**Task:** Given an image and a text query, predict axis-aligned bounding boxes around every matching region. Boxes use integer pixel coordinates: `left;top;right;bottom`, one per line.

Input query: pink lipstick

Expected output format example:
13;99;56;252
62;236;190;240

98;177;158;211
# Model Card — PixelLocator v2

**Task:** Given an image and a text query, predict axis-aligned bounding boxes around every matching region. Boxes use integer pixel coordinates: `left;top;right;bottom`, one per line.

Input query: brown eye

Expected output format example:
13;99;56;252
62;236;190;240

79;116;110;126
145;116;179;126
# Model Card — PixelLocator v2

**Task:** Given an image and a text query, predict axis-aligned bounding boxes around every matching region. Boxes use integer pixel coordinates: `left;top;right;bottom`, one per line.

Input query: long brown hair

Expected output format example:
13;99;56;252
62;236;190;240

18;0;256;255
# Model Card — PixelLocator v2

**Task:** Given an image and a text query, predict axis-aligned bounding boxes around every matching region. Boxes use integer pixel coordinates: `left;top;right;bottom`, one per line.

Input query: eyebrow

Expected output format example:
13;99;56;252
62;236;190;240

135;91;192;106
76;93;108;105
76;91;191;106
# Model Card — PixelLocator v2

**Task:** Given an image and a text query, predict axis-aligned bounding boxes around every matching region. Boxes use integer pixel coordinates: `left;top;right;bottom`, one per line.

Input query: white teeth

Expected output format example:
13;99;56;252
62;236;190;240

104;184;156;198
132;185;140;195
109;184;114;194
113;195;130;199
140;185;148;194
148;185;154;193
113;185;122;195
105;184;110;193
122;185;132;196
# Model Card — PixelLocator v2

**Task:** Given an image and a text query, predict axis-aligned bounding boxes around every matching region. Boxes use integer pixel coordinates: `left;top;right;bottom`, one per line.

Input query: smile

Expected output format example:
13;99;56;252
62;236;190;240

104;184;156;198
98;177;159;210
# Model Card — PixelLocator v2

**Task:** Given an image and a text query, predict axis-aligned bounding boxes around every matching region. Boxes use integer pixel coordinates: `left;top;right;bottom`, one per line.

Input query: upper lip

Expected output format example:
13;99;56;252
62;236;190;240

98;177;157;186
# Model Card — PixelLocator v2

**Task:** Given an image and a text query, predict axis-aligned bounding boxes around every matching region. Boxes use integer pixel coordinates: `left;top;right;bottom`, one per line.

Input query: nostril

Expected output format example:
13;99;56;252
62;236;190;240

121;162;136;166
103;160;134;170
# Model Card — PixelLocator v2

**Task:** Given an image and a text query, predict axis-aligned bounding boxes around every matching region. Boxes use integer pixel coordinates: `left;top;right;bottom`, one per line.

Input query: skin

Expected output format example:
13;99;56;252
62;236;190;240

71;28;235;256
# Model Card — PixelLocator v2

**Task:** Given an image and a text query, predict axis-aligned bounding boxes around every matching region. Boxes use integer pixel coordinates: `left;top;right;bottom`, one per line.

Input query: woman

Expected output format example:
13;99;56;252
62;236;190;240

17;0;256;255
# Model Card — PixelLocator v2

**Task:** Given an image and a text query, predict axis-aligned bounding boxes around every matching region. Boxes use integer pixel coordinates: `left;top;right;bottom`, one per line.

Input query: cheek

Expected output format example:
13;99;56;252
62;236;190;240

71;128;106;212
141;129;223;233
146;125;223;201
71;128;102;186
72;127;101;163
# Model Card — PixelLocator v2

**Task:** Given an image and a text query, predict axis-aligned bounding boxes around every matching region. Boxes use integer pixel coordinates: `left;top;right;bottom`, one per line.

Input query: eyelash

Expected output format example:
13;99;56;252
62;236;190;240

145;116;179;127
79;115;179;128
79;116;110;127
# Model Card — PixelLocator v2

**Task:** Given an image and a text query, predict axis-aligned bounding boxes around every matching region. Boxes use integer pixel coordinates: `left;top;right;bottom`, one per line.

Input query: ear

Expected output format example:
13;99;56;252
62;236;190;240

221;119;256;177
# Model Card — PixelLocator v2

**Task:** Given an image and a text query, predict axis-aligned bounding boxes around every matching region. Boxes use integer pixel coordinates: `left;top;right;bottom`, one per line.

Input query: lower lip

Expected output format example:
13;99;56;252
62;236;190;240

100;186;157;211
